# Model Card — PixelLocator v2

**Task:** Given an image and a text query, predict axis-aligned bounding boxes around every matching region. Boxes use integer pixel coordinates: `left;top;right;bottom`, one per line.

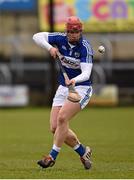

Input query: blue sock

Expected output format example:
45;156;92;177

74;144;86;157
49;144;61;160
50;149;59;160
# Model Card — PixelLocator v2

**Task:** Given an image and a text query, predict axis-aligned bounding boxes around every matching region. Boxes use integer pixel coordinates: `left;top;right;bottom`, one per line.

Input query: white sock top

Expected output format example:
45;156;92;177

73;144;80;150
52;144;61;152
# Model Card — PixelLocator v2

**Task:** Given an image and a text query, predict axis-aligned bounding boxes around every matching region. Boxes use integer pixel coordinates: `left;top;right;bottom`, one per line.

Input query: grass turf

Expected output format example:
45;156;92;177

0;107;134;178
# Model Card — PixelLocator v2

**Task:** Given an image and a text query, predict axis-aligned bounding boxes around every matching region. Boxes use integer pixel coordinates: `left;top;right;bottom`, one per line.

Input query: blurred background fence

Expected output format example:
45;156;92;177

0;0;134;107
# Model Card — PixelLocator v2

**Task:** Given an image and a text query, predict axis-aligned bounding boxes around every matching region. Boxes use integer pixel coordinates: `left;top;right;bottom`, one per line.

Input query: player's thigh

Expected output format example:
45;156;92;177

50;106;61;132
58;101;81;122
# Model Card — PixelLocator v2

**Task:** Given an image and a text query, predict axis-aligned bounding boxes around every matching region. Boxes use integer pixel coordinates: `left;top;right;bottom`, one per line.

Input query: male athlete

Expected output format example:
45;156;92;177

33;16;93;170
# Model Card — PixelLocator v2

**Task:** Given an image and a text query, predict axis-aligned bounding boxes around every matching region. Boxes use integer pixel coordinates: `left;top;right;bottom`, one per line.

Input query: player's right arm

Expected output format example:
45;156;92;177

33;32;58;59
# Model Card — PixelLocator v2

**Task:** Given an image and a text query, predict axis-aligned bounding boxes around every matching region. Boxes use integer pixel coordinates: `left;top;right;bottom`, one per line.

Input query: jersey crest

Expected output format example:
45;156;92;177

74;52;80;58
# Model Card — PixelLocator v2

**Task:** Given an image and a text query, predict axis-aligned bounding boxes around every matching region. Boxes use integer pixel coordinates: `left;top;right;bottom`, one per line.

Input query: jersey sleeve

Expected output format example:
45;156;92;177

80;40;94;63
48;32;63;46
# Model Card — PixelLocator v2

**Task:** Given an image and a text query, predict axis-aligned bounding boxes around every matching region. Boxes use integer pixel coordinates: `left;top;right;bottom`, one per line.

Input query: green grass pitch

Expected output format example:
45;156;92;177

0;107;134;178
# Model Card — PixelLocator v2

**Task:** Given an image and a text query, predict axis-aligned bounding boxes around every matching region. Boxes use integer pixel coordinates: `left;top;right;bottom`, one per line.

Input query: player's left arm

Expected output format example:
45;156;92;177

72;61;93;84
71;44;93;84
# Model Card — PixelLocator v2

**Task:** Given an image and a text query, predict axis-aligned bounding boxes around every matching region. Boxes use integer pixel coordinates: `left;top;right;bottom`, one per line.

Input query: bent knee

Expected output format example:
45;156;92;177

57;112;67;125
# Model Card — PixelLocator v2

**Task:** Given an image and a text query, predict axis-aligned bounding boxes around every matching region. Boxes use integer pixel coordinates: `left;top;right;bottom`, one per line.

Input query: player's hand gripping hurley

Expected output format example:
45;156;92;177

56;51;81;103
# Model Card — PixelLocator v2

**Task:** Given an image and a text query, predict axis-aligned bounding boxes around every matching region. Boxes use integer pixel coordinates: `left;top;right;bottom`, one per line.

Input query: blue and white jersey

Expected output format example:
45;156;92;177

48;32;93;86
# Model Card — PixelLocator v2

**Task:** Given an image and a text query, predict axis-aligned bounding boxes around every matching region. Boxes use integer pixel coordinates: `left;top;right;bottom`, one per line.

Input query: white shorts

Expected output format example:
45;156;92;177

52;85;93;109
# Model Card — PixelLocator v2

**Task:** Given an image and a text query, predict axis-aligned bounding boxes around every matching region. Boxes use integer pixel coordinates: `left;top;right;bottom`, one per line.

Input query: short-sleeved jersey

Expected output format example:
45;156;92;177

48;32;93;86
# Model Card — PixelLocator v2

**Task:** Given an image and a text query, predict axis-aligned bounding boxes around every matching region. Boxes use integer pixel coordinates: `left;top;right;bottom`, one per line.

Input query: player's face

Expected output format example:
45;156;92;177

67;30;81;45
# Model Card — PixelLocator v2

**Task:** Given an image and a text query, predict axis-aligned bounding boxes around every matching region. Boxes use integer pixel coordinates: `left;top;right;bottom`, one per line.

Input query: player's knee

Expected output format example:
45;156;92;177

57;112;67;125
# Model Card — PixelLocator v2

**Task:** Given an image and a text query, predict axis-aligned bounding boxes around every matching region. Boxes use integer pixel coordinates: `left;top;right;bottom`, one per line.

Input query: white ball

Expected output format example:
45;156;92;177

98;46;105;53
